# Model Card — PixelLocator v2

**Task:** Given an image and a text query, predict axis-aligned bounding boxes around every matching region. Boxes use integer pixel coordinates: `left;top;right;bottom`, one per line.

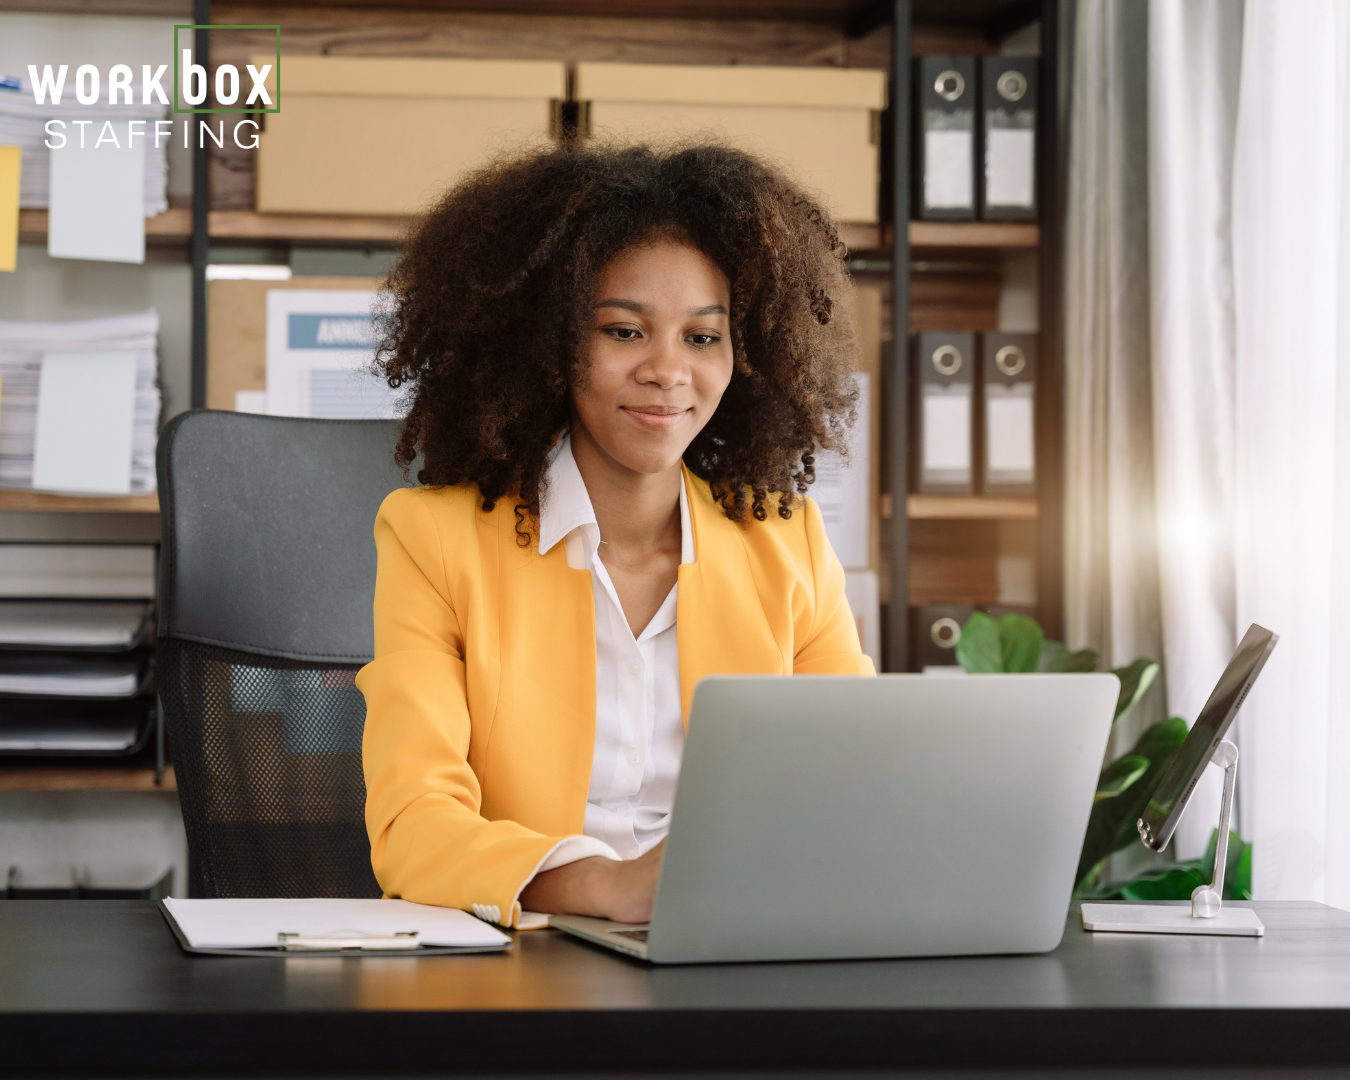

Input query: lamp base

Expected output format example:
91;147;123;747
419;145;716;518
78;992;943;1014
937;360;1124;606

1081;902;1264;937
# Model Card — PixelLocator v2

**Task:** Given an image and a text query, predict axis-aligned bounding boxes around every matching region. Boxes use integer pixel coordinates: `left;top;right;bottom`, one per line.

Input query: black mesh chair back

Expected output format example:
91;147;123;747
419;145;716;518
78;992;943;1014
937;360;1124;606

156;411;412;898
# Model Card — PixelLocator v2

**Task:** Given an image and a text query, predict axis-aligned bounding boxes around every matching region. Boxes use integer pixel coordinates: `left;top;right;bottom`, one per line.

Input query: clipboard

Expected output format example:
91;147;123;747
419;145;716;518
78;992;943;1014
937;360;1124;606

158;899;514;958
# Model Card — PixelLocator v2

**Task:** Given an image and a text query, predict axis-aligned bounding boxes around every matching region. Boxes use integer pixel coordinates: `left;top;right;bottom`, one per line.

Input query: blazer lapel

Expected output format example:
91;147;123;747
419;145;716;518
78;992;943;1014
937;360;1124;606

676;468;788;727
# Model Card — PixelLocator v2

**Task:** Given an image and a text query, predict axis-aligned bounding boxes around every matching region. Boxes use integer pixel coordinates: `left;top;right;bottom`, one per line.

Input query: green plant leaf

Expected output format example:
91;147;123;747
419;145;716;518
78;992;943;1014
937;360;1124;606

1234;841;1253;900
955;610;1002;672
1074;716;1190;889
1112;658;1160;723
1119;865;1207;901
997;614;1044;673
1095;755;1150;802
1037;639;1099;673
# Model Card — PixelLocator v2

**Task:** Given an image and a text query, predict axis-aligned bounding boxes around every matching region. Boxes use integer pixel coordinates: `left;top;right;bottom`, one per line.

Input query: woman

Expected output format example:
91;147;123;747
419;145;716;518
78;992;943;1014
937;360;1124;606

359;142;874;930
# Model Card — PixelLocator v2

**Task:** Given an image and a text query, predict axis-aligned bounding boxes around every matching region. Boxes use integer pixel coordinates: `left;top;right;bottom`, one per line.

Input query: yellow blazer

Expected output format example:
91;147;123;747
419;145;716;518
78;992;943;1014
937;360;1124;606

357;466;874;926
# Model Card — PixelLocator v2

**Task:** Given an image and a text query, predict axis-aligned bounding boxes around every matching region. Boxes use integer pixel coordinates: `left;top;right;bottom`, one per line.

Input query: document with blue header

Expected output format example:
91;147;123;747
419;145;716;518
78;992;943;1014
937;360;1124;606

264;290;402;420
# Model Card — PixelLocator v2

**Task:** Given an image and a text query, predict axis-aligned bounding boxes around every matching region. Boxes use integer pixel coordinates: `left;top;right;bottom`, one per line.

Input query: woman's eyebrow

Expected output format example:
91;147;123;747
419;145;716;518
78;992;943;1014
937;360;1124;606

595;298;646;314
689;304;728;317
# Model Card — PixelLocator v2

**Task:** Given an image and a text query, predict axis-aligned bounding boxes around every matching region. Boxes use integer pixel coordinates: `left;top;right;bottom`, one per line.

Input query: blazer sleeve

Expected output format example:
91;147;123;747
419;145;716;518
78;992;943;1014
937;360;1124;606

792;497;877;676
356;489;569;927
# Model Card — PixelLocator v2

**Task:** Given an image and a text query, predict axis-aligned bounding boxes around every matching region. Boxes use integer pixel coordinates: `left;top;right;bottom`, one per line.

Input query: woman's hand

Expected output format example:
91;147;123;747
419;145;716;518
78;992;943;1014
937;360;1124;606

519;841;664;924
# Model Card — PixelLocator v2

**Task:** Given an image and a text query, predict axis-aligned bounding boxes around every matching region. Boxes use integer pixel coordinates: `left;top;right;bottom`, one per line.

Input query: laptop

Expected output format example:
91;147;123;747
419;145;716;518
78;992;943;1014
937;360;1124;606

551;673;1118;964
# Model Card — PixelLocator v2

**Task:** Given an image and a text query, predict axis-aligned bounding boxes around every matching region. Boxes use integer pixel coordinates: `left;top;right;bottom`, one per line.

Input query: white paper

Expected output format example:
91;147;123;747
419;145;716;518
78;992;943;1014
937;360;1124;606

844;569;880;669
163;897;512;949
0;311;160;493
924;129;973;209
985;128;1035;208
32;350;137;495
265;290;400;419
922;388;972;475
0;600;149;648
234;389;267;414
0;656;140;697
813;372;871;569
986;387;1035;479
0;544;155;598
0;545;155;598
48;119;146;264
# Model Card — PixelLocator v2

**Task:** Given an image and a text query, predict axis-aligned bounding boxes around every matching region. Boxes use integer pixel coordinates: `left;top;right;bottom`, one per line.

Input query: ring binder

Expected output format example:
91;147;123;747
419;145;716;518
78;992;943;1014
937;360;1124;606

912;331;975;494
981;332;1036;495
915;56;977;221
911;604;975;670
981;57;1038;221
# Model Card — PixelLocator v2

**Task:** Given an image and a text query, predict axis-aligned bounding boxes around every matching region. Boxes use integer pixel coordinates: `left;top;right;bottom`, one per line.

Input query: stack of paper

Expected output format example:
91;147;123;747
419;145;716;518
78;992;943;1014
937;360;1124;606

0;75;167;215
0;600;156;757
0;310;161;492
0;653;145;697
0;600;152;649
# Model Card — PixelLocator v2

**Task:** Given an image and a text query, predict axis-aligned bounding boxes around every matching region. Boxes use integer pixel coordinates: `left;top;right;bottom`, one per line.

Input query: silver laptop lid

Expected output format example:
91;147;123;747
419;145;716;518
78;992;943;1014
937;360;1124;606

646;674;1117;964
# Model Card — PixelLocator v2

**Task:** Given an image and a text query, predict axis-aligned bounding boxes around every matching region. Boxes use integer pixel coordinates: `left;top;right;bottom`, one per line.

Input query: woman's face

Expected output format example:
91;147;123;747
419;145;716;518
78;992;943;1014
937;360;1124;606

573;238;734;477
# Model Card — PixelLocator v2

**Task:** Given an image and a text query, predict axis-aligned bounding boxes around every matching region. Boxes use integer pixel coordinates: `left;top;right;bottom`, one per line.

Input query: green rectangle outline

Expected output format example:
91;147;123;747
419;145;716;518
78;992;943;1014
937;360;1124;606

172;24;280;114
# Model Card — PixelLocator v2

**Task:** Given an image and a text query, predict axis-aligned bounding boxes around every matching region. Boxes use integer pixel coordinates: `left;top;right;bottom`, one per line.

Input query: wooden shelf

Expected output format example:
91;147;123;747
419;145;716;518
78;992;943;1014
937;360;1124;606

908;495;1037;520
909;221;1039;249
18;207;192;240
0;764;175;793
0;490;159;513
208;211;885;251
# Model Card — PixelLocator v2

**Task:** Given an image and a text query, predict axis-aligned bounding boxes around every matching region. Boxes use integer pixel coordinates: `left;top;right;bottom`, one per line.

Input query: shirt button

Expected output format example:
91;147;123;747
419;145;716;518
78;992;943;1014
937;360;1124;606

629;661;642;675
628;751;642;766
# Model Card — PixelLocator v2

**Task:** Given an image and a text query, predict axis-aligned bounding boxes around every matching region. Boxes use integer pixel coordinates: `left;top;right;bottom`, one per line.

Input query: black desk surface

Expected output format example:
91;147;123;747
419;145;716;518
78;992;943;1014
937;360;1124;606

2;900;1350;1074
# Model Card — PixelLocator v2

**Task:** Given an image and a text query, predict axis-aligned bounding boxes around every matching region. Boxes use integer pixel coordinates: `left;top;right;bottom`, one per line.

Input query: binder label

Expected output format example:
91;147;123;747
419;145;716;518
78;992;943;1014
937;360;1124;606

986;128;1035;208
986;384;1035;481
925;129;974;209
922;387;972;475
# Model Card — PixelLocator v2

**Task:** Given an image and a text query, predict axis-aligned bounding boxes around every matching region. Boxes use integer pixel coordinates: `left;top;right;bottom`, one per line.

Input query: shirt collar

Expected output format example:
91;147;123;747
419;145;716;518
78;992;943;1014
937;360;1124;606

537;430;694;564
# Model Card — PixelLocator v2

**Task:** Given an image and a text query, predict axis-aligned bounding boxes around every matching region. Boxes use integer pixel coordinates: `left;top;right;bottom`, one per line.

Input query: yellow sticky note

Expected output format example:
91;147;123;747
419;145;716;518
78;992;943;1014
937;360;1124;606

0;145;18;272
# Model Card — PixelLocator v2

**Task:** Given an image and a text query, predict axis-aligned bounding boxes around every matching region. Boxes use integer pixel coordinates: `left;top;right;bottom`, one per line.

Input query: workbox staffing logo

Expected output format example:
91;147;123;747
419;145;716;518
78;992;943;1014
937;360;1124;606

29;24;280;152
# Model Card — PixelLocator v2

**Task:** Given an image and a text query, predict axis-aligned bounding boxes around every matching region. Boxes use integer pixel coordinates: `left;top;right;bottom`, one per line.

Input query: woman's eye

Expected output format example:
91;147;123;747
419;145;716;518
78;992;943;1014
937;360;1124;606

605;327;641;340
687;333;720;347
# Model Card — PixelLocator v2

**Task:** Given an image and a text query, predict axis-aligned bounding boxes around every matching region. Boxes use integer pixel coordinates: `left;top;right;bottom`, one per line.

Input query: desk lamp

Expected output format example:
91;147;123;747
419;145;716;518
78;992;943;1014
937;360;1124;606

1081;624;1278;938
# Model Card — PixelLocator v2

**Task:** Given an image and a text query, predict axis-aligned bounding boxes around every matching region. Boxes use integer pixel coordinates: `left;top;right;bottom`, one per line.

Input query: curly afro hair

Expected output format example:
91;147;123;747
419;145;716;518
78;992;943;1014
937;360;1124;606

377;140;860;538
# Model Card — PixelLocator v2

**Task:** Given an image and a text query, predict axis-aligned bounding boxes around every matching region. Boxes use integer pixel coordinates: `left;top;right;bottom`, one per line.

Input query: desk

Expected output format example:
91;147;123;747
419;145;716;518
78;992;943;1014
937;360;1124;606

2;901;1349;1074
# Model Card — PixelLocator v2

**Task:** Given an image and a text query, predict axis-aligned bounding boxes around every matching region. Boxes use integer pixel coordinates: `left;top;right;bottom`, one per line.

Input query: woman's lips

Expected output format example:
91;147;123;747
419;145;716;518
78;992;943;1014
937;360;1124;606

621;406;690;431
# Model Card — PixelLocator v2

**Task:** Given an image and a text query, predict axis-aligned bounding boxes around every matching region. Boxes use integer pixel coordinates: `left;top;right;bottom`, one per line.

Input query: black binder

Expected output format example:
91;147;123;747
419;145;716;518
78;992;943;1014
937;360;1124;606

915;55;977;220
912;331;975;494
980;332;1036;494
980;57;1038;221
911;604;975;670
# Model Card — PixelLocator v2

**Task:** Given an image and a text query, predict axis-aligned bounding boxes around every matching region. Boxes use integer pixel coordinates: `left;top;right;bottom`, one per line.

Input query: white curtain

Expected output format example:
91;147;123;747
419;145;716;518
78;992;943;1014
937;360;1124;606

1064;0;1162;676
1148;0;1243;859
1150;0;1350;903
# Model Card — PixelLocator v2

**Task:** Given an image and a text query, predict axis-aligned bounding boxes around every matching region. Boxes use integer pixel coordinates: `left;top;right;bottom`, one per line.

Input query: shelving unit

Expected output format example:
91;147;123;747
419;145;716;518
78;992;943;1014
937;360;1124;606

186;0;1061;676
907;495;1038;520
0;492;159;514
0;765;176;793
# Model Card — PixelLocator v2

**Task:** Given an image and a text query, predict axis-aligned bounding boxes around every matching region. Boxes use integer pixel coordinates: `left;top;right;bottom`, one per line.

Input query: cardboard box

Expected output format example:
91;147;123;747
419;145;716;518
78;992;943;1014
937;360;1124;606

575;63;888;223
254;57;567;216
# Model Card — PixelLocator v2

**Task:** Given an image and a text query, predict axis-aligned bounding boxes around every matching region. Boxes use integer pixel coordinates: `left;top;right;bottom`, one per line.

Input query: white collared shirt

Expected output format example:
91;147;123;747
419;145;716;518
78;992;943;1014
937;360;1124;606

507;432;693;919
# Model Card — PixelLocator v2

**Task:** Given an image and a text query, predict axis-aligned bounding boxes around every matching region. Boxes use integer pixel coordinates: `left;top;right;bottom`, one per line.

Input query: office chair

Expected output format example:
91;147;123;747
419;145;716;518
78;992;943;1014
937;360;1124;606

156;411;413;898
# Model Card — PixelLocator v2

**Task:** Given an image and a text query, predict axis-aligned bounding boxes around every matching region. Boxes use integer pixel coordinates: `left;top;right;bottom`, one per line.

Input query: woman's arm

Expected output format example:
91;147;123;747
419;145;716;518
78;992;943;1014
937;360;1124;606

359;489;570;926
520;841;665;924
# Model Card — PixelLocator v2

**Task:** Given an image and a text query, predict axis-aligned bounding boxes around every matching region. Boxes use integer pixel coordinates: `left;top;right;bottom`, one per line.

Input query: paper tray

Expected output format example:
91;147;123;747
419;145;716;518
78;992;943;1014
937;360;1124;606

158;901;514;959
